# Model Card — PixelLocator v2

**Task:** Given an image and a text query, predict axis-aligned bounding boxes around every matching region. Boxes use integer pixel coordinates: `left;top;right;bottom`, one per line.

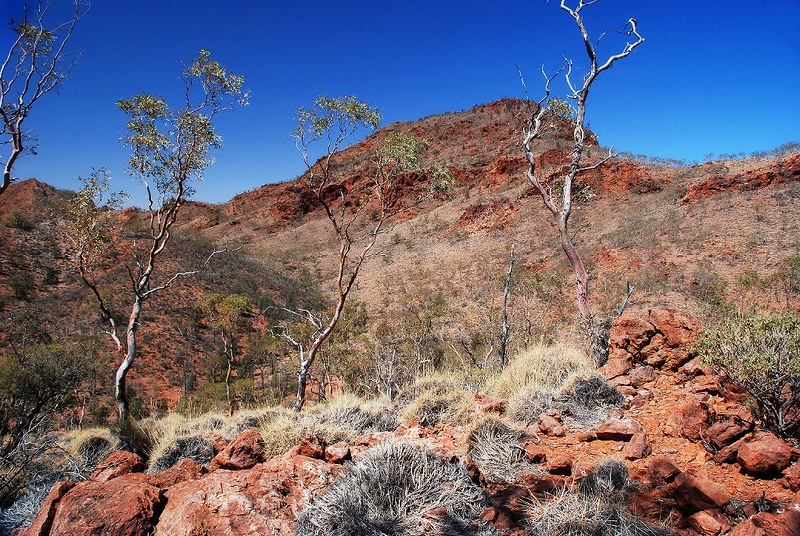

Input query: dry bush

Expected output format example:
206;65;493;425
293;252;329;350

395;372;481;407
305;393;398;442
296;441;497;536
488;343;594;398
395;373;478;428
526;460;672;536
259;410;303;459
466;417;531;482
1;429;119;534
485;343;594;423
59;427;120;475
145;406;281;470
256;395;398;458
399;389;474;428
149;435;215;473
561;377;625;430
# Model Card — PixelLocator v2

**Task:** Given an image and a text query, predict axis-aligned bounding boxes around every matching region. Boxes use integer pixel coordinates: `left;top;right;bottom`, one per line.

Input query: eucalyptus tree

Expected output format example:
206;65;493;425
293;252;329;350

1;0;88;197
71;50;247;421
279;96;423;411
197;293;251;416
521;0;642;364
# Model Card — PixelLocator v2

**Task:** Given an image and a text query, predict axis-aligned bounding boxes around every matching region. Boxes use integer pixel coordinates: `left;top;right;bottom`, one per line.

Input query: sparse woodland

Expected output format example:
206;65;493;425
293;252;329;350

1;1;800;535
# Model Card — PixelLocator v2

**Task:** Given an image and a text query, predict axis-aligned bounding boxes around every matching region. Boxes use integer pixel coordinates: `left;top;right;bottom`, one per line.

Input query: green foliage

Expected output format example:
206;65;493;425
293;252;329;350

6;271;35;301
691;265;734;319
737;269;765;290
381;131;426;171
0;339;99;502
697;313;800;436
429;163;454;195
546;96;576;120
11;19;55;46
770;254;800;306
294;95;381;142
198;293;250;333
68;168;127;265
117;49;247;197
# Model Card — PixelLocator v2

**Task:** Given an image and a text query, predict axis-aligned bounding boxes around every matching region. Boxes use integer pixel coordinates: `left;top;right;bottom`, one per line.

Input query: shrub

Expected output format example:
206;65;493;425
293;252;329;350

307;394;398;441
2;210;34;230
578;459;638;503
487;343;594;400
60;427;120;475
259;410;303;459
399;388;474;428
466;418;529;482
527;460;672;536
149;435;214;473
296;442;496;536
486;343;594;424
570;377;625;409
0;340;99;504
113;416;153;460
562;377;625;429
696;313;800;436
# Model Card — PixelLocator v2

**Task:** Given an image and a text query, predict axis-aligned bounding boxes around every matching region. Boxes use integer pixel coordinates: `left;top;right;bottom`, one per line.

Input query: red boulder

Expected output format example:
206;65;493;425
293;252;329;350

737;432;793;475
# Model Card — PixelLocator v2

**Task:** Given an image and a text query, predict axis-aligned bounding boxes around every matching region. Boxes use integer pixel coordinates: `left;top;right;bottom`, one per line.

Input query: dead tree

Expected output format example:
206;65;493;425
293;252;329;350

286;96;422;411
522;0;642;365
70;51;246;421
1;0;88;197
498;244;515;369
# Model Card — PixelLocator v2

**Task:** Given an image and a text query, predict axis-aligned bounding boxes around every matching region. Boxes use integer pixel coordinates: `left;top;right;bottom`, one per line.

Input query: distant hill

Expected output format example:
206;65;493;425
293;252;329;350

1;98;799;415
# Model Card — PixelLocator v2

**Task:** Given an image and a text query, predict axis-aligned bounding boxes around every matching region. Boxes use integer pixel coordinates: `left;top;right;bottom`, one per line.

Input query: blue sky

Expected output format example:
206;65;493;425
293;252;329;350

3;0;799;205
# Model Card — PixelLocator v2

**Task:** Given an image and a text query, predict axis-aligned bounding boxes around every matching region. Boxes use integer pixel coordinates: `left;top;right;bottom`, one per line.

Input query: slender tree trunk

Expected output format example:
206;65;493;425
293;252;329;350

223;333;235;416
293;294;344;411
294;353;315;411
1;129;22;197
115;297;142;421
498;244;515;369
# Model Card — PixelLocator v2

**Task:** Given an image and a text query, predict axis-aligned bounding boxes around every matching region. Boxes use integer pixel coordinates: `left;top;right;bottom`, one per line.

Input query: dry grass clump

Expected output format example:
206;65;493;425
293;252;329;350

146;406;280;471
488;343;594;399
149;435;214;473
486;343;594;423
296;441;498;536
259;409;303;459
395;373;478;428
257;395;399;460
562;377;625;429
526;459;673;536
58;427;120;472
395;371;483;407
1;429;120;533
399;388;475;428
466;417;530;482
305;393;398;443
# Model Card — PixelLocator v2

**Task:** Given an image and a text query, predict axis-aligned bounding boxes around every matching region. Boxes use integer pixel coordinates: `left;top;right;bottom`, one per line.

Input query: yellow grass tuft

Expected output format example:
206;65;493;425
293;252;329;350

486;342;594;398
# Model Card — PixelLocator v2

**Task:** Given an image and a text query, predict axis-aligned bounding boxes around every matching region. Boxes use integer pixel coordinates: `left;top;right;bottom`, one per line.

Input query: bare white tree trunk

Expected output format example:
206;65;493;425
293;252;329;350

498;244;515;369
521;1;643;365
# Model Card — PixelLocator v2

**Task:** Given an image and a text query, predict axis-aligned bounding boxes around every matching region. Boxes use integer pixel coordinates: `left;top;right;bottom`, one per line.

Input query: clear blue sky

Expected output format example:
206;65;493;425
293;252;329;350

3;0;799;205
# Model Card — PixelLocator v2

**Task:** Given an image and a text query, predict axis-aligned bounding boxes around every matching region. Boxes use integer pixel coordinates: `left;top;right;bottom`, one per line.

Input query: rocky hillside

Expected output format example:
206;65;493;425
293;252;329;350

1;98;799;411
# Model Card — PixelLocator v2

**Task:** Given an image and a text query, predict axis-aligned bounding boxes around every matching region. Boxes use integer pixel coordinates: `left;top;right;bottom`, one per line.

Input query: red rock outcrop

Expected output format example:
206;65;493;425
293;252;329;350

683;153;800;203
606;308;699;376
156;454;341;536
48;474;164;536
728;508;800;535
